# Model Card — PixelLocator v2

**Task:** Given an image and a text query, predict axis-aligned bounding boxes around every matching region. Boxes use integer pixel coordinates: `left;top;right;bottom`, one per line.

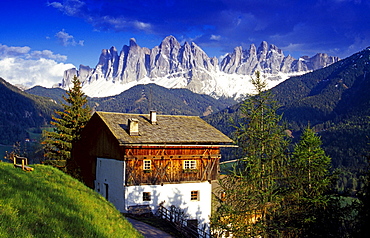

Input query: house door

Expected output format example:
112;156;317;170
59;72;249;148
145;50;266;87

104;183;109;200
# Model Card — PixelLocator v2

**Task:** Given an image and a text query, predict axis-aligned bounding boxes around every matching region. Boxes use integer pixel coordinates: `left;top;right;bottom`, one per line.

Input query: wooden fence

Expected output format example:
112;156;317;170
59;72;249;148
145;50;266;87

155;203;210;238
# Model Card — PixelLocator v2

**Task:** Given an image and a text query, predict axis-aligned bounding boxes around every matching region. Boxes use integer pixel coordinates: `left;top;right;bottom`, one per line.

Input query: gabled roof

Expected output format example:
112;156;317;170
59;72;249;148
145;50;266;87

95;111;234;146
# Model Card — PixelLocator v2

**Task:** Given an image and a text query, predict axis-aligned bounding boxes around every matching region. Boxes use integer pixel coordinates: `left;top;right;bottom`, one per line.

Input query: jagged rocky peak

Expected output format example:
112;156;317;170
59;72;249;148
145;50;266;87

129;38;138;47
61;35;340;99
160;35;180;48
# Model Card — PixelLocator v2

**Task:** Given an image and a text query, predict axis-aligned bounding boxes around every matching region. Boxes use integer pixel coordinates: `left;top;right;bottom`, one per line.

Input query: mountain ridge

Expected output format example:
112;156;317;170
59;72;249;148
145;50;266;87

61;36;339;99
27;83;236;117
204;47;370;176
0;77;61;145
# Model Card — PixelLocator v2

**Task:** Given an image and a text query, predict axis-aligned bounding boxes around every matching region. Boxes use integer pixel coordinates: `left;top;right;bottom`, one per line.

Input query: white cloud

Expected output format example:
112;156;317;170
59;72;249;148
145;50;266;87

0;44;75;88
134;21;151;31
0;44;68;61
210;35;221;41
55;29;84;46
0;44;31;58
48;1;63;9
29;50;68;61
48;0;85;16
0;57;75;88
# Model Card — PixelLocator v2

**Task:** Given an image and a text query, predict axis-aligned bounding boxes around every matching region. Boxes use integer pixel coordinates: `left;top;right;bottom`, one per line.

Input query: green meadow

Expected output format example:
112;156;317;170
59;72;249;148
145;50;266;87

0;162;142;238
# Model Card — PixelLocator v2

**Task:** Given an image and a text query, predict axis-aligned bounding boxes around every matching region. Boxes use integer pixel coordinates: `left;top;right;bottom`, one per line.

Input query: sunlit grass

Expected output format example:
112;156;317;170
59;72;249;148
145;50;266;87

0;162;142;238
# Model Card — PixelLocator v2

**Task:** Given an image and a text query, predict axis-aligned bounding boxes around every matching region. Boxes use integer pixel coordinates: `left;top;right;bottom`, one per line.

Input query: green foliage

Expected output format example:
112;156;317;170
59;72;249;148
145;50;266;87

357;152;370;237
0;162;142;238
42;76;91;176
212;72;290;237
290;127;331;198
278;127;332;237
211;73;338;237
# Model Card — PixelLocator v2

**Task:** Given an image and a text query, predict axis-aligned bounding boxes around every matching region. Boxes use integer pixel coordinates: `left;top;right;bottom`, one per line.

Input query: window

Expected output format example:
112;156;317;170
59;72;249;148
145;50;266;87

183;160;196;170
191;190;199;201
143;160;151;170
143;192;151;201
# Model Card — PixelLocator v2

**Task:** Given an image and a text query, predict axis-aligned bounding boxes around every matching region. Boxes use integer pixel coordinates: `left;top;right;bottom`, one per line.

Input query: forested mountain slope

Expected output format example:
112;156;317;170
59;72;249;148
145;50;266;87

0;78;61;145
205;48;370;178
27;83;236;116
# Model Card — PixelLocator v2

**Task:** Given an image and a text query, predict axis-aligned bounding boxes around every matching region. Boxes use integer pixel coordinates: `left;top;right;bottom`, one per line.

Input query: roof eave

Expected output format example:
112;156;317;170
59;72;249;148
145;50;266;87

117;143;238;148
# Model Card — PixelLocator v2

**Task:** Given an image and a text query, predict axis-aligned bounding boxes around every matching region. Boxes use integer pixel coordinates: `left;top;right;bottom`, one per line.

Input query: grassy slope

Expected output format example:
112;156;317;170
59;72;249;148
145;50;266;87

0;162;142;238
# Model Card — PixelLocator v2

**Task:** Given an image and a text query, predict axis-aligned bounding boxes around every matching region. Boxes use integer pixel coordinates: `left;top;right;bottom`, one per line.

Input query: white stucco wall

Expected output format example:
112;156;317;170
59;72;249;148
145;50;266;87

95;158;125;212
125;182;212;228
94;158;212;230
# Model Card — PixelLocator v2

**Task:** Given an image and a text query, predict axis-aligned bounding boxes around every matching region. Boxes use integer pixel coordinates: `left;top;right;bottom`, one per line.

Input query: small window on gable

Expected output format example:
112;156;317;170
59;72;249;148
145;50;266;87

143;160;151;170
184;160;196;170
191;190;199;201
143;192;151;201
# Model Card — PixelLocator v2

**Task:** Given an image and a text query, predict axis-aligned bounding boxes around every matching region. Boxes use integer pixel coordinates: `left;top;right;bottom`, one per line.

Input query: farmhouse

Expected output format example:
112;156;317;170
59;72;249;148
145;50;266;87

73;111;233;232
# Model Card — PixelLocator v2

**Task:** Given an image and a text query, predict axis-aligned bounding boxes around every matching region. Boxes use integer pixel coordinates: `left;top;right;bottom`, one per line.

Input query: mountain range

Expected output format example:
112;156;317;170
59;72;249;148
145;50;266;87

0;46;369;193
27;84;236;117
61;36;339;100
205;47;370;193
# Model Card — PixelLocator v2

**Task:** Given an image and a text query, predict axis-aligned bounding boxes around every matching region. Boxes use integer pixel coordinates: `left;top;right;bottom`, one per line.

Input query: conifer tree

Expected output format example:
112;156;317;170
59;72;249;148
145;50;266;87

42;76;91;176
358;153;370;237
211;71;289;237
282;126;331;237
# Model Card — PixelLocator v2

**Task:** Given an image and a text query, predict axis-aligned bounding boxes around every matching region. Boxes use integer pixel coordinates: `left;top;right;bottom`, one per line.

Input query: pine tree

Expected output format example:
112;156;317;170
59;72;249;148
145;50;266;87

211;71;289;237
42;76;91;176
283;126;331;237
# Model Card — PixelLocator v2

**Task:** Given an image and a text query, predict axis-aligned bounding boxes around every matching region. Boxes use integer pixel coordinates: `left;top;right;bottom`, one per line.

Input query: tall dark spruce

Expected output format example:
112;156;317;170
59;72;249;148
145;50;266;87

211;71;289;237
42;76;91;177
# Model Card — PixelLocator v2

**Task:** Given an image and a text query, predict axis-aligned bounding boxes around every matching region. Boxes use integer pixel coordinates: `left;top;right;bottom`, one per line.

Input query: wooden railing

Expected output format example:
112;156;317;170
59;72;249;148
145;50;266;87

155;203;210;238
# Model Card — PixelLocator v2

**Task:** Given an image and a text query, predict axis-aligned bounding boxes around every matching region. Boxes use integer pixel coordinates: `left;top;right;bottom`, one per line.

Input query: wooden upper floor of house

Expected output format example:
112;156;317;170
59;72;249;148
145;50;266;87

74;111;234;187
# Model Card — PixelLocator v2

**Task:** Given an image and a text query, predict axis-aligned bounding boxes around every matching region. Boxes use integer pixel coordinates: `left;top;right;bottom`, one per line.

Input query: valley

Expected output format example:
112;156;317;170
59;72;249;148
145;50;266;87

1;45;369;197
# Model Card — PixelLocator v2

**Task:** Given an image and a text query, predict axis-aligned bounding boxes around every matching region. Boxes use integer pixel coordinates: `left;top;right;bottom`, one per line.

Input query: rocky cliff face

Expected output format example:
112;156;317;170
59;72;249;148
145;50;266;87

219;41;338;75
61;36;339;99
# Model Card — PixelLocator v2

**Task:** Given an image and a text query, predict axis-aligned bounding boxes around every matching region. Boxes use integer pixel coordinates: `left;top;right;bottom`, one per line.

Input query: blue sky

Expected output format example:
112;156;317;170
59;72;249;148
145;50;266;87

1;0;369;87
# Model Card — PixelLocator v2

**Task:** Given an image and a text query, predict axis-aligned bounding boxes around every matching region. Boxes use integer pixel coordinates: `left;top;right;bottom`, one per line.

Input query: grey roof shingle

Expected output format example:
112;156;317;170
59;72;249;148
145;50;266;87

96;111;233;145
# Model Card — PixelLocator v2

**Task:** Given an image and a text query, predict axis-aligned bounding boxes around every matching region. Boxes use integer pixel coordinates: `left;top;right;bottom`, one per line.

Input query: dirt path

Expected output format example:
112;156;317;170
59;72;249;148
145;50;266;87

126;217;175;238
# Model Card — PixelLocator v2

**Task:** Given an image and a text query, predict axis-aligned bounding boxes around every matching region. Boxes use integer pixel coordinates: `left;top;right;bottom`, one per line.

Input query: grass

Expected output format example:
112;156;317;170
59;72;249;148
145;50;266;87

0;162;143;238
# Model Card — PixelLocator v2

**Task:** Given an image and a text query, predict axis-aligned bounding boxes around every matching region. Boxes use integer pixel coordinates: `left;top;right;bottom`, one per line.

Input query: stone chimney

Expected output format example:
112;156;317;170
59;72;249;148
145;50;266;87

150;110;157;124
128;118;139;136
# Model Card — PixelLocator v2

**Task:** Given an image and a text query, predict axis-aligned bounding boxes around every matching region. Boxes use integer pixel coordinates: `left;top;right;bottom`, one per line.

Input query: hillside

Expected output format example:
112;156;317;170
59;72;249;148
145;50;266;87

0;78;61;145
26;86;67;104
205;48;370;182
0;162;142;237
27;83;236;116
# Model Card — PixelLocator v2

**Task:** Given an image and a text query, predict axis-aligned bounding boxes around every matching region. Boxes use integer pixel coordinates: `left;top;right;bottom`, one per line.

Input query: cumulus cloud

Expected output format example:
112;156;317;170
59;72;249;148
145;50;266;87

55;29;84;46
0;44;31;58
29;50;68;61
0;44;75;88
